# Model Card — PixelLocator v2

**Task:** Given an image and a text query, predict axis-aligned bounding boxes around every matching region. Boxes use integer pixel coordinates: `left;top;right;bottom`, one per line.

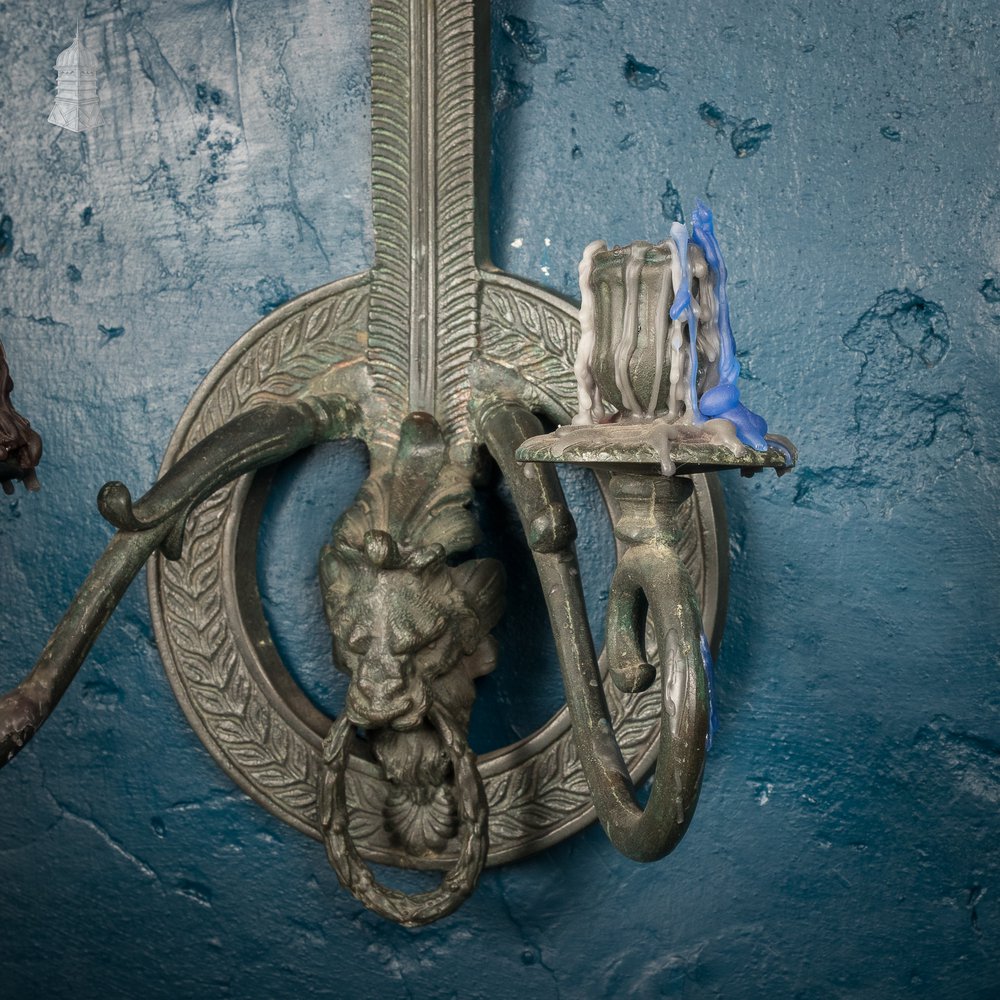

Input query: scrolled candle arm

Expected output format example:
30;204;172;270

475;396;710;862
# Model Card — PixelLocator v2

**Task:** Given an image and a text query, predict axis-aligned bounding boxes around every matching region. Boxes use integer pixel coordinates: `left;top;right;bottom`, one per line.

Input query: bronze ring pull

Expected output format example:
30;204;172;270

318;702;489;928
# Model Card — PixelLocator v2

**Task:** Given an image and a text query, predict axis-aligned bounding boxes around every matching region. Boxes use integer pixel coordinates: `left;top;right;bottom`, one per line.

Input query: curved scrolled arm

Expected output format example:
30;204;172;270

0;395;361;767
474;396;709;862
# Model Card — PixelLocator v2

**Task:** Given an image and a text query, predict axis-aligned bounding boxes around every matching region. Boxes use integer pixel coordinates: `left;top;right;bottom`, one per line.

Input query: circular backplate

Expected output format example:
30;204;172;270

148;270;728;868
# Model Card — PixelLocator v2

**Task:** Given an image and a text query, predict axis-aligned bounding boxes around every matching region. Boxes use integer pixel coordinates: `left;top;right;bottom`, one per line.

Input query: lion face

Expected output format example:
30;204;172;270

323;529;503;732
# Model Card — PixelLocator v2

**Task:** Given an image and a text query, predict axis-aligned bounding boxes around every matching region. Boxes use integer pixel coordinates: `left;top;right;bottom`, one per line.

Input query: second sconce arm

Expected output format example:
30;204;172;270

474;396;710;863
0;394;361;767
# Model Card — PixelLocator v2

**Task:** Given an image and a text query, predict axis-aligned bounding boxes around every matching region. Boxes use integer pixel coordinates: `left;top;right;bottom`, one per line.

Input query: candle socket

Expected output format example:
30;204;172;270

586;241;708;419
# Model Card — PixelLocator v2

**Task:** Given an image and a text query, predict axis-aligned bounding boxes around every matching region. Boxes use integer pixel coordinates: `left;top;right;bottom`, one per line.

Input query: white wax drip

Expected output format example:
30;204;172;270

666;234;685;420
572;240;608;425
692;256;719;368
545;415;751;478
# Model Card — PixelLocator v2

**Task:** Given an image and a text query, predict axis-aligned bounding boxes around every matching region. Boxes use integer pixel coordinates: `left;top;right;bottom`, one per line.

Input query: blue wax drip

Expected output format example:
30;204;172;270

690;200;770;452
690;201;738;384
700;631;718;751
669;223;702;422
767;437;795;465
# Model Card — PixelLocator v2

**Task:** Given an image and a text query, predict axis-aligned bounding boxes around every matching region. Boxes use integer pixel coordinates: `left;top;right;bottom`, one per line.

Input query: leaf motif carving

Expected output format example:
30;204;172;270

181;282;368;450
344;771;390;845
478;279;580;419
368;0;480;450
156;283;370;835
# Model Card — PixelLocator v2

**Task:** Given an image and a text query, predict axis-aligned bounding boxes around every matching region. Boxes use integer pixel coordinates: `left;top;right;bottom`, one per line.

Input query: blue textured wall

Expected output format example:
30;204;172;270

2;1;999;996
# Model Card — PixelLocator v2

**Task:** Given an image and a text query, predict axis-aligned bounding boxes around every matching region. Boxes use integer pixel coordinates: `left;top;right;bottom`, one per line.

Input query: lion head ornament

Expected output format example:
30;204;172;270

319;413;504;854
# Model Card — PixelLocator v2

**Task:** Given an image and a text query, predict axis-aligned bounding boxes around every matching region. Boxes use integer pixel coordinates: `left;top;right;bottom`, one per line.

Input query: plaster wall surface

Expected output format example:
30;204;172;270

1;1;998;997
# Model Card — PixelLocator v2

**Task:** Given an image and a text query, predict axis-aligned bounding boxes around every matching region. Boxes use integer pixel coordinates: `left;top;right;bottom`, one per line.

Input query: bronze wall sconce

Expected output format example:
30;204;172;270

0;0;794;927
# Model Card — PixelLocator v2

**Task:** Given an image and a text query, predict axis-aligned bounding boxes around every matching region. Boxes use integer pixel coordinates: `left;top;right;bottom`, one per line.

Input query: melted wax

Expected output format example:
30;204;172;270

573;240;608;425
689;201;769;451
574;199;782;460
700;631;718;750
